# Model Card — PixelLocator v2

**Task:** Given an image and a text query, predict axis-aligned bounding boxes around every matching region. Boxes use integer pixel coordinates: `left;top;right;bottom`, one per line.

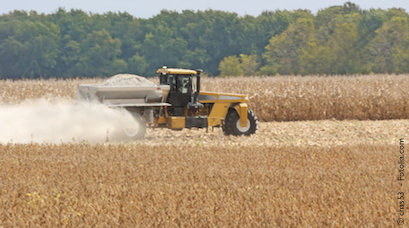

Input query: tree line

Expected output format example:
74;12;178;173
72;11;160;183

0;2;408;79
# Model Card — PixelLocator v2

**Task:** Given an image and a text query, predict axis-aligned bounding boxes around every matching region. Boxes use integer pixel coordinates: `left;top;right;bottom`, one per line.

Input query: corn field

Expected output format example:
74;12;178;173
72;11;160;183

0;75;408;227
1;74;408;121
0;141;403;227
200;75;409;121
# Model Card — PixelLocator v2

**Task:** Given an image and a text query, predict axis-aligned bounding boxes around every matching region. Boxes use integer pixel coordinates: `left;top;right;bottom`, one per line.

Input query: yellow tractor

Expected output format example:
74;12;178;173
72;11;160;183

77;66;258;139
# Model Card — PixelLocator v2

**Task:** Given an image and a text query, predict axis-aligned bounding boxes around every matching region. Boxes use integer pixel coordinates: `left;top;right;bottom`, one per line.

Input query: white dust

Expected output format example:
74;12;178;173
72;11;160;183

0;99;137;144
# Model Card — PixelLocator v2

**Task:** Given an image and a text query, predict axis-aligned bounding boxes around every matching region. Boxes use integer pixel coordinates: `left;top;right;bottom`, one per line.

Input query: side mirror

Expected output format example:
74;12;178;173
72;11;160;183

195;69;203;76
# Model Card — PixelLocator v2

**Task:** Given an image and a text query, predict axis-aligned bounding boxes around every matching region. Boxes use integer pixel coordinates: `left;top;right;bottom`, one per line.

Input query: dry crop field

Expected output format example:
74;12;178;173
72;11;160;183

1;74;408;121
0;75;408;227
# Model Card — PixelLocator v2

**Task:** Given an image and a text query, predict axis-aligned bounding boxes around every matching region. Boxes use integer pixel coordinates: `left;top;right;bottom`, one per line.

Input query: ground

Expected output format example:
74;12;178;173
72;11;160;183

0;76;407;226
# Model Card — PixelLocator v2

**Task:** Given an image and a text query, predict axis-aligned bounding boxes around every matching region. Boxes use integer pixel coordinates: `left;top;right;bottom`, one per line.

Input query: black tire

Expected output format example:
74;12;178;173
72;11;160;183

111;112;146;141
223;108;258;136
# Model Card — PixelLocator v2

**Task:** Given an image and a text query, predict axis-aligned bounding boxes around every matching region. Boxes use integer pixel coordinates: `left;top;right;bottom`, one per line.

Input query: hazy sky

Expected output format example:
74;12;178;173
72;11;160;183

2;0;409;18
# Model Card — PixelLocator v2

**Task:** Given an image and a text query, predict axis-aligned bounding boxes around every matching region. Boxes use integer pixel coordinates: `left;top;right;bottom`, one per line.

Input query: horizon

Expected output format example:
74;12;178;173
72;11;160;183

2;0;408;19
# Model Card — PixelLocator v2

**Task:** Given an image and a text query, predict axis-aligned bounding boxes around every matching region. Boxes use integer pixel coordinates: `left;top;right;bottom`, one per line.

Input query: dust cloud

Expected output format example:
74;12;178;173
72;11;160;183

0;99;137;144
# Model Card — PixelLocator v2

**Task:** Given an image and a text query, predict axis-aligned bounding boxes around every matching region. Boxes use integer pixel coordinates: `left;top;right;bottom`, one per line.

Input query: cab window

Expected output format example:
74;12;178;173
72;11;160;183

159;75;167;85
178;76;191;94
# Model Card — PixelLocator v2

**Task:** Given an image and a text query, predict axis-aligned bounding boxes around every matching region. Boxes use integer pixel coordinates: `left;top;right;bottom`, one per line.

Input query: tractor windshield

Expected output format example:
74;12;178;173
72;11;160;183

160;74;193;94
178;76;192;94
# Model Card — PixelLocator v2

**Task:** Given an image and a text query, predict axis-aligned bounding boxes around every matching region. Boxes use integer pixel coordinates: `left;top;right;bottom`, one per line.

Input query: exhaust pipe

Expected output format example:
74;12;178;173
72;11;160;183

194;69;202;103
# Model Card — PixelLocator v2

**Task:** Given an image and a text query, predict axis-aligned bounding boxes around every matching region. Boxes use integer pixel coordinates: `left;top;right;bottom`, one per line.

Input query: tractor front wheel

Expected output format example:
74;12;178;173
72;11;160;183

223;109;258;136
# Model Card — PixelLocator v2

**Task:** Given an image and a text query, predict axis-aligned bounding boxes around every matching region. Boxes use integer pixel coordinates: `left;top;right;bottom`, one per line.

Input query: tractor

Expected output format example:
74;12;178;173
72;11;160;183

77;66;258;139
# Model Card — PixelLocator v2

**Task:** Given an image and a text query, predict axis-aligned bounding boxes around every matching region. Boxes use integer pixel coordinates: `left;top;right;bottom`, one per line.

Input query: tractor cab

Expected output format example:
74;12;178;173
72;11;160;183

157;66;203;116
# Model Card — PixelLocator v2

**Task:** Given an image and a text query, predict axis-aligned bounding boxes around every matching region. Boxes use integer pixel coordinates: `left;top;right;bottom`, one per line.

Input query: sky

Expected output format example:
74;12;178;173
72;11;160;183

1;0;409;18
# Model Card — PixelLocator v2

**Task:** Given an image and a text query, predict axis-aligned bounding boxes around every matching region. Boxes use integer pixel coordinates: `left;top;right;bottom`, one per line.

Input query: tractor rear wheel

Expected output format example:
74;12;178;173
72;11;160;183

122;117;146;140
223;109;258;136
112;111;146;141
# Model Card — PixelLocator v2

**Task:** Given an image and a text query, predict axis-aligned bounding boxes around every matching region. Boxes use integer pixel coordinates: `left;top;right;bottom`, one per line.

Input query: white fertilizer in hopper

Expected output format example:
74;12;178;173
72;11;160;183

100;74;156;86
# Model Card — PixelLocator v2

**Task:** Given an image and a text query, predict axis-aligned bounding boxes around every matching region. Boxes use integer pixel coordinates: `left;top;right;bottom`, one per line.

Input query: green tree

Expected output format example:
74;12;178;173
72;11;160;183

52;8;91;42
198;10;243;75
297;41;330;75
91;11;136;62
359;9;387;38
0;20;59;78
263;18;315;75
326;20;360;74
240;54;260;76
218;54;260;76
76;29;123;77
51;8;92;77
127;54;148;75
181;49;210;70
3;4;409;78
218;56;244;76
369;16;409;73
139;23;188;73
53;38;81;77
256;10;294;57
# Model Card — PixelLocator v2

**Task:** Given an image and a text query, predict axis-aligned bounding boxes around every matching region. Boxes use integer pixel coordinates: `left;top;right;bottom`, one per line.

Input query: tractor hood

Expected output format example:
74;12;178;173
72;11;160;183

198;91;248;103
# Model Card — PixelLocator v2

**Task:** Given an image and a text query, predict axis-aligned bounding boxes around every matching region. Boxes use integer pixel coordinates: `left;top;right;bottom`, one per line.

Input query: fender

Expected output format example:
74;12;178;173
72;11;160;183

233;103;248;127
